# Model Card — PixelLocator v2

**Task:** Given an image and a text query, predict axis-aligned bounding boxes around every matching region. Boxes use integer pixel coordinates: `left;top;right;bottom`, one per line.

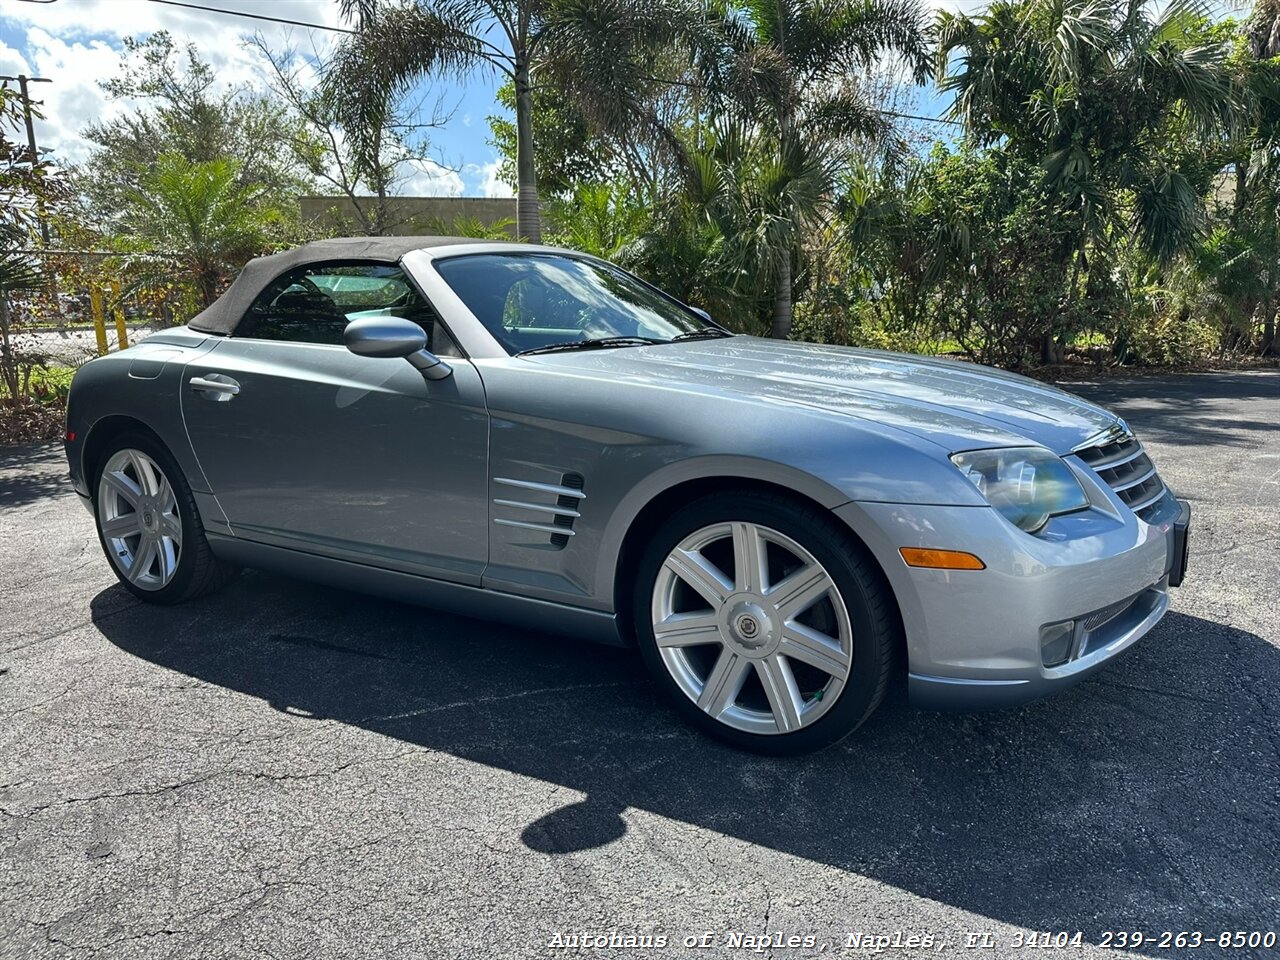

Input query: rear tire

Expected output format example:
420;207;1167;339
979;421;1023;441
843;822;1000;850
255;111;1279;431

632;490;898;755
92;431;239;604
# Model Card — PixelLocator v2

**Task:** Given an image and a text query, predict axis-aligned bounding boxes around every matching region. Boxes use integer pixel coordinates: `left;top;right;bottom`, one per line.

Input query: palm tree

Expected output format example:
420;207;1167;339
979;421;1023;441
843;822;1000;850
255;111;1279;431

125;153;266;309
681;121;837;334
1250;0;1280;59
1238;0;1280;353
333;0;703;243
708;0;930;338
936;0;1236;358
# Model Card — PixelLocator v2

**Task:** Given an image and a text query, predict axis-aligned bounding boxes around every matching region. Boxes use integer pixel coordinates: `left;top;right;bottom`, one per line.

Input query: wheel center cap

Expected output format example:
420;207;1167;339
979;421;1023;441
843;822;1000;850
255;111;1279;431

723;596;778;656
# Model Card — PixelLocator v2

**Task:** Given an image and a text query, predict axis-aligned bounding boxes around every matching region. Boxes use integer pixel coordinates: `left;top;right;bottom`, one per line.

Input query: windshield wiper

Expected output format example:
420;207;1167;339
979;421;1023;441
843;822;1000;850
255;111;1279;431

516;336;664;357
671;327;734;342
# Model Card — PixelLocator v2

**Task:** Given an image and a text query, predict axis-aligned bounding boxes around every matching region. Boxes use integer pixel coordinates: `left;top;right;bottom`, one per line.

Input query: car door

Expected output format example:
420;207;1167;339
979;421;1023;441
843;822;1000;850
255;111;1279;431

181;260;489;584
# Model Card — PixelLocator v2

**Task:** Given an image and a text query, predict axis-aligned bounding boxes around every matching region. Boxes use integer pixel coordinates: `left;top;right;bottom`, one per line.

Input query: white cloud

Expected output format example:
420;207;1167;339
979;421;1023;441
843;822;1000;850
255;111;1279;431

0;0;343;165
0;36;30;76
465;159;514;199
396;158;464;197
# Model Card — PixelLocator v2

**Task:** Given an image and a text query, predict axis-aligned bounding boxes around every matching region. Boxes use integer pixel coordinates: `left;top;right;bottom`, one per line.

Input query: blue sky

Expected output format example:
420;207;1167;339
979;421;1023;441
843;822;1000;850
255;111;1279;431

0;0;512;195
0;0;975;197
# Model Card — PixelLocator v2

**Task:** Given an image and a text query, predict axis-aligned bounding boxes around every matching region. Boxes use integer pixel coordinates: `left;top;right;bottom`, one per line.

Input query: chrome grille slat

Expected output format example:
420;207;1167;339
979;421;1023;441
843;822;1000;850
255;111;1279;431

1126;485;1167;514
1080;445;1152;471
1079;441;1145;470
1109;464;1158;494
1098;453;1153;486
1075;425;1167;521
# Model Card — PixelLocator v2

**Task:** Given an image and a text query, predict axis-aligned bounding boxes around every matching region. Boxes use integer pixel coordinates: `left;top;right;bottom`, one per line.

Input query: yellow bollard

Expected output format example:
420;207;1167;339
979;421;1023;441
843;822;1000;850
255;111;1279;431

109;279;129;350
90;287;109;356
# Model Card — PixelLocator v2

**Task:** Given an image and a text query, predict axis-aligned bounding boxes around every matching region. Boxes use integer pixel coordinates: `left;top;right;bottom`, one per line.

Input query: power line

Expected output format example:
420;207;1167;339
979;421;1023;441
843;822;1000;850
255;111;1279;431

145;0;356;34
882;110;962;127
19;0;356;31
23;0;962;129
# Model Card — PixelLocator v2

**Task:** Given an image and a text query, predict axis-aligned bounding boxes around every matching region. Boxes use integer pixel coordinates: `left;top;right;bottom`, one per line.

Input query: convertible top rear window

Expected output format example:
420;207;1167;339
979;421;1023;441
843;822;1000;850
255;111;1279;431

433;253;707;355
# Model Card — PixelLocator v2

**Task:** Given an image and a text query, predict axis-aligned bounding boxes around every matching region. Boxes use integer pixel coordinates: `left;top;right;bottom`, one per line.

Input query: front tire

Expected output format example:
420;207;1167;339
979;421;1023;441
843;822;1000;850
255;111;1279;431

632;490;898;755
93;431;239;604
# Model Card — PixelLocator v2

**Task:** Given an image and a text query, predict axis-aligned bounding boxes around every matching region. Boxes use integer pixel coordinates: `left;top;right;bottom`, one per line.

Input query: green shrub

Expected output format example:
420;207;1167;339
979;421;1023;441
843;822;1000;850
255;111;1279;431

1122;315;1220;367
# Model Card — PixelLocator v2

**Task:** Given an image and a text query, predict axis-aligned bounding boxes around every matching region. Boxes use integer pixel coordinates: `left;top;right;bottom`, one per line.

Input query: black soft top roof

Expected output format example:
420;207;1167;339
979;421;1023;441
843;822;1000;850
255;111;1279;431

188;236;483;335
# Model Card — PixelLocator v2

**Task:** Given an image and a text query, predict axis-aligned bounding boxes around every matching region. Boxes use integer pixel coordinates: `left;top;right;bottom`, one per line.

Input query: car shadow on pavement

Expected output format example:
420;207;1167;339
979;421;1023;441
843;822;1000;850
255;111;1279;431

90;571;1275;951
0;443;69;510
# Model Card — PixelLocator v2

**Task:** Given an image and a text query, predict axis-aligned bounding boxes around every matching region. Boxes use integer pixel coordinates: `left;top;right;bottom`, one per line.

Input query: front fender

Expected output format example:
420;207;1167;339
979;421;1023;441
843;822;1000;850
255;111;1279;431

590;430;986;613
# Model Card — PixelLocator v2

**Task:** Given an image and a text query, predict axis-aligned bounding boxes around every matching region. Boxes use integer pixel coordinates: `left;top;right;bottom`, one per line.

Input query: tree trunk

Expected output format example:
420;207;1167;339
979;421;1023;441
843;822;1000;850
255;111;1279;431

1047;247;1083;364
771;250;793;340
370;137;391;236
197;266;219;310
0;295;19;400
1263;299;1277;357
1233;158;1248;225
514;60;541;244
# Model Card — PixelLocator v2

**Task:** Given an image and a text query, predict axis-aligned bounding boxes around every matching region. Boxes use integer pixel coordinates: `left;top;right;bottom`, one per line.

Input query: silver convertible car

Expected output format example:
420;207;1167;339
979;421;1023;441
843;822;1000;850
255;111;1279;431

65;237;1190;753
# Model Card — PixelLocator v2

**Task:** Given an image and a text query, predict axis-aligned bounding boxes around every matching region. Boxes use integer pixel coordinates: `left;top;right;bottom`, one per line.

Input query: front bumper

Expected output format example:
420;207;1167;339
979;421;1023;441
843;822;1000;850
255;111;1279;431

835;493;1189;710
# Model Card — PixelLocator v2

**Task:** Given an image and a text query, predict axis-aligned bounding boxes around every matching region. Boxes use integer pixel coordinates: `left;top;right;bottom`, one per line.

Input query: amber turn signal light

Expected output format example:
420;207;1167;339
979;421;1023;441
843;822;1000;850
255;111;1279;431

899;547;986;570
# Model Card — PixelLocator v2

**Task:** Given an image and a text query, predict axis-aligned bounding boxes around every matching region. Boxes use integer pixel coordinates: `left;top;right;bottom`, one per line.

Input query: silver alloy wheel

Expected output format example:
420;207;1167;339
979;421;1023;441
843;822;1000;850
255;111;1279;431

651;521;853;735
97;448;183;591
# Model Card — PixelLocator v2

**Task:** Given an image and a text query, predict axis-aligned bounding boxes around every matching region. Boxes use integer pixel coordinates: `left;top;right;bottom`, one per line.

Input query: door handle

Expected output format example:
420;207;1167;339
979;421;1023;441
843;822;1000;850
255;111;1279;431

189;374;240;400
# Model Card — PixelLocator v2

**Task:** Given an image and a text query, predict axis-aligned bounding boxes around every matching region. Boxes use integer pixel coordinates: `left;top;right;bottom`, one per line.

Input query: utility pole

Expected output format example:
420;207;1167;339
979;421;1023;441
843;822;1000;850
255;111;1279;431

0;74;53;243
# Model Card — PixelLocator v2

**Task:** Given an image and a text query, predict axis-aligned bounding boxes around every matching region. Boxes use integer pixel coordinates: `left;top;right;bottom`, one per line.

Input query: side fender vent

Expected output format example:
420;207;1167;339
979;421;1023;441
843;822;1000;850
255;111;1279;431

550;473;585;549
492;473;586;550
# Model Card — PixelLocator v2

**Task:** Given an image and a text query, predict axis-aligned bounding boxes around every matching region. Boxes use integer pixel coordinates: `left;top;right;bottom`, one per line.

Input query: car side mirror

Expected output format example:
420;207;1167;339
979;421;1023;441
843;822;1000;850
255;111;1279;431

689;306;713;325
344;316;452;381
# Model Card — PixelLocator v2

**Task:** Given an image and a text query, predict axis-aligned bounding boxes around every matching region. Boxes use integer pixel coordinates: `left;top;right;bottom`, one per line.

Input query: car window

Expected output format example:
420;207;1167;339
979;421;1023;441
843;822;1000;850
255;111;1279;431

236;262;461;357
433;253;708;354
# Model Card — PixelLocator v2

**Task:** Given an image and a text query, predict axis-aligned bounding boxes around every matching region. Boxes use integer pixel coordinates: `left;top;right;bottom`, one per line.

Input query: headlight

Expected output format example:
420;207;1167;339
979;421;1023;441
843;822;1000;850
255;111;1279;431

950;447;1089;532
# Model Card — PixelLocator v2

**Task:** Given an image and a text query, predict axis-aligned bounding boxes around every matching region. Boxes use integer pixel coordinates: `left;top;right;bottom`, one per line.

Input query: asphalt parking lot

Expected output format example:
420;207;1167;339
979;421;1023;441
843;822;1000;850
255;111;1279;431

1;370;1277;960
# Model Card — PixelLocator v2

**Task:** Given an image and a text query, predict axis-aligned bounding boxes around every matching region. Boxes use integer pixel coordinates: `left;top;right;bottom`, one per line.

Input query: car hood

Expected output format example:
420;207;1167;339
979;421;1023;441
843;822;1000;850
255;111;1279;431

526;337;1118;454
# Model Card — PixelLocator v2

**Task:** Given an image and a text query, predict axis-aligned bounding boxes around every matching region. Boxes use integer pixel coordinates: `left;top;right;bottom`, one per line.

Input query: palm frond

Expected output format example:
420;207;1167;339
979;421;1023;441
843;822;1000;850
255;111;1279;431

1131;164;1204;261
806;90;892;141
329;2;492;173
0;252;43;295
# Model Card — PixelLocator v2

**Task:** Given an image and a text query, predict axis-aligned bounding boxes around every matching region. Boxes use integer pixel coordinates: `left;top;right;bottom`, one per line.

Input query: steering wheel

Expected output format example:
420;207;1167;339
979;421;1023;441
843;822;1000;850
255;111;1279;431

270;275;328;307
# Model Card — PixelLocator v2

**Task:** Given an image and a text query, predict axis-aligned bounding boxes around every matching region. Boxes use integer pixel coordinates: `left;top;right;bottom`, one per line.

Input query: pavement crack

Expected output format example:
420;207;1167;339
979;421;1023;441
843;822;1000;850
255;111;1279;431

0;680;80;719
1089;678;1230;706
358;680;637;724
1;604;135;656
762;890;776;960
13;772;225;816
49;926;186;955
5;750;418;818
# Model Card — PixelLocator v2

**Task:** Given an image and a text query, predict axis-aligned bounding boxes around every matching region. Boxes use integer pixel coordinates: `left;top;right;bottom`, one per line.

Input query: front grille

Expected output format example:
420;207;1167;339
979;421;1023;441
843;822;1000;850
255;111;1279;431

1074;430;1168;521
1080;596;1133;633
1076;583;1165;659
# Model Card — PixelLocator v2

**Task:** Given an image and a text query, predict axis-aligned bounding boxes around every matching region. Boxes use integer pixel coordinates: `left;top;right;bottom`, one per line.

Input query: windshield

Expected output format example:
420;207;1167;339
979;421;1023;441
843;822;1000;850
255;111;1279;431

432;253;712;355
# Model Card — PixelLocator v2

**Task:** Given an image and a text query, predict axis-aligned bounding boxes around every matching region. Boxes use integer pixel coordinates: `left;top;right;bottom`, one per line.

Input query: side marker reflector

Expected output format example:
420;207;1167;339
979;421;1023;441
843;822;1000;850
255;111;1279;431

900;547;986;570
